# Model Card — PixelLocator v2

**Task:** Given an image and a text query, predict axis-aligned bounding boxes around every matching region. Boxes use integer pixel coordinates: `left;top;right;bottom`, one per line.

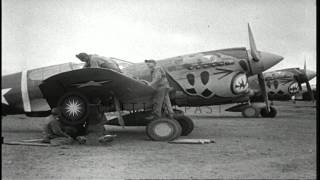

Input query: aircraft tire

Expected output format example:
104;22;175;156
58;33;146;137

260;106;277;118
146;118;182;141
302;92;313;101
173;114;194;136
241;106;259;118
57;92;90;126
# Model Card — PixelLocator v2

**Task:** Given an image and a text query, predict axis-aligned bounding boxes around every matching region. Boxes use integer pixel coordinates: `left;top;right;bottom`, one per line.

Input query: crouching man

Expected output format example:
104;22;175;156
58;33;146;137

42;108;88;145
76;52;122;72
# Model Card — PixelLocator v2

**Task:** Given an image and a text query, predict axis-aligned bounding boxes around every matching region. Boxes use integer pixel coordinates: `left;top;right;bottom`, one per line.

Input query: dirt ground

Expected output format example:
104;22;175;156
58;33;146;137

2;101;316;179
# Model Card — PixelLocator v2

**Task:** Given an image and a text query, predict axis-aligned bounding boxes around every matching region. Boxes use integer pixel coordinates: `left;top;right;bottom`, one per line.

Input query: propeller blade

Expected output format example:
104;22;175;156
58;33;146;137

305;81;315;102
257;73;270;112
298;82;302;91
248;23;260;62
304;59;307;73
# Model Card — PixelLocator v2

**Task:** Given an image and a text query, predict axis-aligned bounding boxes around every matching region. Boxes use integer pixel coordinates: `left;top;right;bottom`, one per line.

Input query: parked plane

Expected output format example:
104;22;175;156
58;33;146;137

248;61;316;101
2;24;283;141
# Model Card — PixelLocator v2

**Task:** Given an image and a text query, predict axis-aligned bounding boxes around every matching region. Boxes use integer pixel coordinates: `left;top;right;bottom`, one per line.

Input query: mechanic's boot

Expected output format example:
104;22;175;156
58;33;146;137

98;134;117;144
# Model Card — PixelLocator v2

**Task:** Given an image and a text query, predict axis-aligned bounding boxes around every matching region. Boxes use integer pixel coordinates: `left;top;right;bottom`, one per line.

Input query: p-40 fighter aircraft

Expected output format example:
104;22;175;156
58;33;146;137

2;24;283;141
248;61;316;102
225;61;316;117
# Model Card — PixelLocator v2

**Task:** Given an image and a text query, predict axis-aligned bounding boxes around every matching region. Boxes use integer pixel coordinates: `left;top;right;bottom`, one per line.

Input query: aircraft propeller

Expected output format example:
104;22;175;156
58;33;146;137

293;60;315;102
248;24;270;112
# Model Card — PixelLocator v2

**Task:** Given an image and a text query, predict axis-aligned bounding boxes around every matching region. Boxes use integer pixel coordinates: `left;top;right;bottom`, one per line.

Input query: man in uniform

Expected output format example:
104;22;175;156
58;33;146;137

145;59;174;119
76;52;122;72
42;108;87;145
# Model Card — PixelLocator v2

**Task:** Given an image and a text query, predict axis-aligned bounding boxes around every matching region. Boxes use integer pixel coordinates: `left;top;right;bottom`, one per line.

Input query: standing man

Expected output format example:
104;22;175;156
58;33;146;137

145;59;174;119
76;52;122;72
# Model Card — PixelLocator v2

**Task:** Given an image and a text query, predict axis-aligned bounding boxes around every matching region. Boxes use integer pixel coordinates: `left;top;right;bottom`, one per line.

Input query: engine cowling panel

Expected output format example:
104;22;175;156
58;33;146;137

168;69;249;99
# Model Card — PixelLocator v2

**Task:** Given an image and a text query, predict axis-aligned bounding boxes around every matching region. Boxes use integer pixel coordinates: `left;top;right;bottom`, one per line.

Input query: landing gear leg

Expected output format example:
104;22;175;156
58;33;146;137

260;106;277;118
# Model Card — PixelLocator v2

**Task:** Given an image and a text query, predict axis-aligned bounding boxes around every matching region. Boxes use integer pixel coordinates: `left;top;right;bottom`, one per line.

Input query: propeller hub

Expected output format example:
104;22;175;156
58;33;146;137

259;51;283;71
306;69;316;80
247;50;283;75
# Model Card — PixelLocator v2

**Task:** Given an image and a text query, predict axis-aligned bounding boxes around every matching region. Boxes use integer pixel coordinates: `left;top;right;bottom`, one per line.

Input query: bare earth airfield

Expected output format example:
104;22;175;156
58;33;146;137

2;101;316;179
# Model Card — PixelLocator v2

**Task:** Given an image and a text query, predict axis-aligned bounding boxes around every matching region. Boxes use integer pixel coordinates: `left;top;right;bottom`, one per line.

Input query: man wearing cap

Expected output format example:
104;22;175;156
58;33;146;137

76;52;122;72
42;108;87;145
145;59;174;119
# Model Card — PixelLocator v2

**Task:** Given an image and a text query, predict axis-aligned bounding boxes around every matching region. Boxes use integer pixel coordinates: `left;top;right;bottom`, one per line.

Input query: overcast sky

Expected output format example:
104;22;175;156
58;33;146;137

2;0;316;84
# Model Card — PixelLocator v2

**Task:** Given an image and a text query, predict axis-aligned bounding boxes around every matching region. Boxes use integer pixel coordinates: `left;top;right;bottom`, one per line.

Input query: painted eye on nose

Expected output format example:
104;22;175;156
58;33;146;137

187;74;195;85
200;71;209;85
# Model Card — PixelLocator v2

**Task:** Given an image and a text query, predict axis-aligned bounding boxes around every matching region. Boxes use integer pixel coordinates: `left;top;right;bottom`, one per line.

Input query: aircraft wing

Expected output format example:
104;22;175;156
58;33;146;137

39;68;155;108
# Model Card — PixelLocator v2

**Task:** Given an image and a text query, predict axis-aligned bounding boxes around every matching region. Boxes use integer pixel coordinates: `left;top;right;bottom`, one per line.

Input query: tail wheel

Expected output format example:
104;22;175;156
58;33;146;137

146;118;181;141
241;106;259;118
57;92;89;125
260;106;277;118
173;114;194;136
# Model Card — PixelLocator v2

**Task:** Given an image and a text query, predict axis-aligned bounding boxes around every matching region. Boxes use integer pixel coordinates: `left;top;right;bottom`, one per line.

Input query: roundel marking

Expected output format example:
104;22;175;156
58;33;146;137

288;82;299;94
231;73;249;95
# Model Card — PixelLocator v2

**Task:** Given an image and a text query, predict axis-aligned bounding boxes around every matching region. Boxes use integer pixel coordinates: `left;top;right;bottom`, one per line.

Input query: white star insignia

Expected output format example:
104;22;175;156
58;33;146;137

73;80;111;88
2;88;12;105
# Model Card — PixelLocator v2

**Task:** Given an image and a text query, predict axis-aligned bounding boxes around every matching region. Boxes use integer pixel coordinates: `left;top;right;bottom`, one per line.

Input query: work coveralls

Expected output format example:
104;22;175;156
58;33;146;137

43;116;73;144
150;65;174;117
83;55;121;72
43;116;87;145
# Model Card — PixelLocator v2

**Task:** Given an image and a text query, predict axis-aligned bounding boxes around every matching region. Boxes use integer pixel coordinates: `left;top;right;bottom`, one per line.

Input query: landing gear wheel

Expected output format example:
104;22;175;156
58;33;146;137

173;114;194;136
57;92;89;125
146;118;182;141
302;92;312;101
260;106;277;118
242;106;259;118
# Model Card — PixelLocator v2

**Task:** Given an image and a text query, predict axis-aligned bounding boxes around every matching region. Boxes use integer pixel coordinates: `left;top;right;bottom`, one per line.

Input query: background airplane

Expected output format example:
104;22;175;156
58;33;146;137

225;62;316;117
1;24;283;140
247;61;316;102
